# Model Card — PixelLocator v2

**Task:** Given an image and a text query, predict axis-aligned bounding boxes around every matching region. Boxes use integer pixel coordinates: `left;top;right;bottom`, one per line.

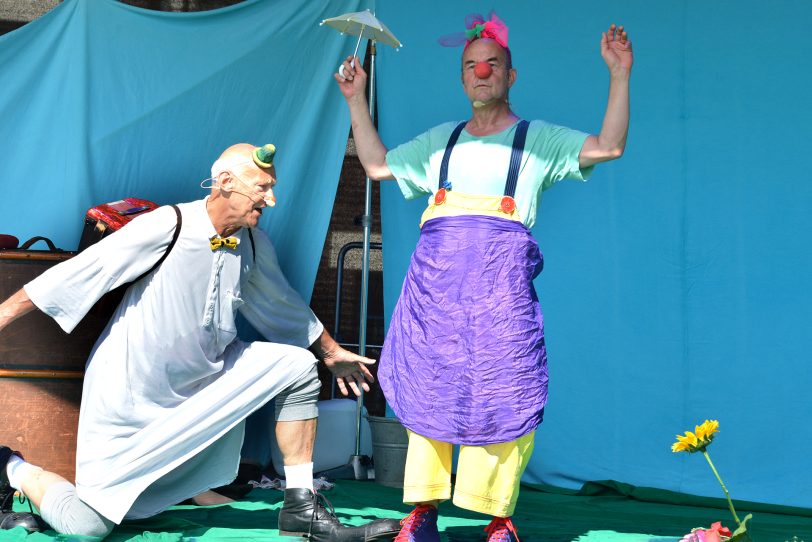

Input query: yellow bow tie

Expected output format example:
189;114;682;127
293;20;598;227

210;236;238;251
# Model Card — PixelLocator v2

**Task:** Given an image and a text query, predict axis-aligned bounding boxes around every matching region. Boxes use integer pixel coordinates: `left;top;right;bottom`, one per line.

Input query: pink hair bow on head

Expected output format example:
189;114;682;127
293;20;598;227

437;11;509;50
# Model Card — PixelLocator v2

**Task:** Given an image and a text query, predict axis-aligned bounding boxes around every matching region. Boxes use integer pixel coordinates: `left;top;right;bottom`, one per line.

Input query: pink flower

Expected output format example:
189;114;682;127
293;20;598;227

679;522;733;542
679;530;706;542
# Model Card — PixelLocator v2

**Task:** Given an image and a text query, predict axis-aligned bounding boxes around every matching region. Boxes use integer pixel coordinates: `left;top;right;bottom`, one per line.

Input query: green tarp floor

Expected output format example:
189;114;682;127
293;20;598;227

4;480;811;541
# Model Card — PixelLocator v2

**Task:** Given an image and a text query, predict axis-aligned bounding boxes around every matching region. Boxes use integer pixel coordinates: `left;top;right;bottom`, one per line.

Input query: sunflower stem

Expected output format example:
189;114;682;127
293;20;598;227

702;450;741;527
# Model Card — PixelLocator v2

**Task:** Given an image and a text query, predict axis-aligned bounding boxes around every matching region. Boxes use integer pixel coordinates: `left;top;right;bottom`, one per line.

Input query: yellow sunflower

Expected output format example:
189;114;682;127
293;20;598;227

671;419;719;453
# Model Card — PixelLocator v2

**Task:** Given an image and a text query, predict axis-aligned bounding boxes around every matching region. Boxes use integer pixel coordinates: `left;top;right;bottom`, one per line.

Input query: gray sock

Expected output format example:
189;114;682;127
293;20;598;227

39;481;115;538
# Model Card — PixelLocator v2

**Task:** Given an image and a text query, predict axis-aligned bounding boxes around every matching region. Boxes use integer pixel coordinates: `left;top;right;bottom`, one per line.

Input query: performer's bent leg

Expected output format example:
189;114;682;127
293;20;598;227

130;352;320;520
273;366;401;541
1;449;112;538
2;452;52;534
452;431;535;517
76;341;320;522
274;363;320;423
39;482;114;538
274;364;319;480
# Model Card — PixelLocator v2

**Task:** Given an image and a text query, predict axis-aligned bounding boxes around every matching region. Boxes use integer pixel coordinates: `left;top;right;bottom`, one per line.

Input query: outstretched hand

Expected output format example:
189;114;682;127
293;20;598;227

322;344;376;397
601;24;633;72
334;55;368;103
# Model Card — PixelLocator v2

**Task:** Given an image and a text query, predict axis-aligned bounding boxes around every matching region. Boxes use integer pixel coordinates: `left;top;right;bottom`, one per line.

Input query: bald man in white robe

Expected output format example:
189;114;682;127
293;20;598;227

0;144;400;542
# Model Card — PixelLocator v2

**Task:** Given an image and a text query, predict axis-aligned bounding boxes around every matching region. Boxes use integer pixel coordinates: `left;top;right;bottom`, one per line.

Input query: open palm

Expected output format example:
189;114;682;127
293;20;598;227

322;346;375;397
601;24;633;71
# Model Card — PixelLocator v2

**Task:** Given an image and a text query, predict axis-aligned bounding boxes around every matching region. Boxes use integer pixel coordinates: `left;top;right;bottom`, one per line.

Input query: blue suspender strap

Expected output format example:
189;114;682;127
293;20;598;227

438;121;467;190
504;120;530;198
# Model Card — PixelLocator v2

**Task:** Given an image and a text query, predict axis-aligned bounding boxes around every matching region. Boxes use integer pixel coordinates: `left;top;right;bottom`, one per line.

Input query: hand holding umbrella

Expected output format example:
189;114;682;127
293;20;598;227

334;55;367;102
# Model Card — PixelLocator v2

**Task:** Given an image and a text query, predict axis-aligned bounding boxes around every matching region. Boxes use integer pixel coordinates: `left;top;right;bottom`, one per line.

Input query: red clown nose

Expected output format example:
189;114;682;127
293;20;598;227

474;61;492;79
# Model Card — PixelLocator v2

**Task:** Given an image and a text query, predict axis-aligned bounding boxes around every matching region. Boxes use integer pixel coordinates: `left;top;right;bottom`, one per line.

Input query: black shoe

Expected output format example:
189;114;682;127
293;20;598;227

1;446;20;512
0;446;47;533
0;510;48;532
277;488;400;542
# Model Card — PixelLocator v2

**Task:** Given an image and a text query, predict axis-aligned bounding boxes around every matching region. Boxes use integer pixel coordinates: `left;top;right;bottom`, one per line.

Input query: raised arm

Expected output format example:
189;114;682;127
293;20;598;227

0;288;37;333
335;55;395;180
579;24;633;168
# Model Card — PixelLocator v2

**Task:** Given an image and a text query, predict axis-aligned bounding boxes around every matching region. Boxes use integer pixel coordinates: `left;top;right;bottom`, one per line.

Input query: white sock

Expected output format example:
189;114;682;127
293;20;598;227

6;455;42;491
283;463;313;491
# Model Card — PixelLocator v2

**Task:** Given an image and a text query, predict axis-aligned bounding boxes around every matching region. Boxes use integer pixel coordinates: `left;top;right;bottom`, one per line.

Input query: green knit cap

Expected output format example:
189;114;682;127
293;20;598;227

253;144;276;168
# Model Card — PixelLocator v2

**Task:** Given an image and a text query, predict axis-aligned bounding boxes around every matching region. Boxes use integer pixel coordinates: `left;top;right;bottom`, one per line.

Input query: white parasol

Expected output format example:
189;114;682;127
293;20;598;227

321;9;402;75
320;9;402;54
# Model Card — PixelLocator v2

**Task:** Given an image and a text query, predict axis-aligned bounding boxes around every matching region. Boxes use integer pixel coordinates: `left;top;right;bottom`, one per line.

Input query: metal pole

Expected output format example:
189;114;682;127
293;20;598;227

333;241;382;398
349;40;377;479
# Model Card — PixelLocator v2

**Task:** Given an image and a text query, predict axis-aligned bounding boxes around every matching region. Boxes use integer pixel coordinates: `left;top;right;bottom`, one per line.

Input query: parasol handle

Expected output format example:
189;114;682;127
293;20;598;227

350;24;366;68
337;24;376;79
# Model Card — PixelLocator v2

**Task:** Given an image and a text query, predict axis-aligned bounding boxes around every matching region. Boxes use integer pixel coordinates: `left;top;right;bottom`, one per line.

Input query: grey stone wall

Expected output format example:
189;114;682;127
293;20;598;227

0;0;57;33
0;0;59;21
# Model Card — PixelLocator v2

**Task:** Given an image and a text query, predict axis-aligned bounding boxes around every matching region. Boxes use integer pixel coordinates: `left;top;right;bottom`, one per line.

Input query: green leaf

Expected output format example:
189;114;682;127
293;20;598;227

729;513;753;541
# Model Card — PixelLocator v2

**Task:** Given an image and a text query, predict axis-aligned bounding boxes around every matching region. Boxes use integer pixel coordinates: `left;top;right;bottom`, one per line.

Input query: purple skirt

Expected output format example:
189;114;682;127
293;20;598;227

379;215;547;445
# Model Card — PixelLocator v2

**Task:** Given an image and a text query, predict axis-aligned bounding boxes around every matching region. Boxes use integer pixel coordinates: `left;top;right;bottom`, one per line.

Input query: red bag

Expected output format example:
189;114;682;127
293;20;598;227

77;197;158;251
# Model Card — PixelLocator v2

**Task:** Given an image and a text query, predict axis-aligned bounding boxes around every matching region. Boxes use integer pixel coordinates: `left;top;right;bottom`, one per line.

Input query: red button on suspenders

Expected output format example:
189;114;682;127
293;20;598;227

500;196;516;214
434;188;447;205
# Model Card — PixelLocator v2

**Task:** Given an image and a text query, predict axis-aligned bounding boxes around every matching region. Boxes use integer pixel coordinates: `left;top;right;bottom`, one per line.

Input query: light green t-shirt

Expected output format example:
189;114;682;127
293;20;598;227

385;120;594;228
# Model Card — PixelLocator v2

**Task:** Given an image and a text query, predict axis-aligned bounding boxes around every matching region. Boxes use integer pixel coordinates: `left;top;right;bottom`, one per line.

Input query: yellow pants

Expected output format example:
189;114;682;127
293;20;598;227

402;430;535;517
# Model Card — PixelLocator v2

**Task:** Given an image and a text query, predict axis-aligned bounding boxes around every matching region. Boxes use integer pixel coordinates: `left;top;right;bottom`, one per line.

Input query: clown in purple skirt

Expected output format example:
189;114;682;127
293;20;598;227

336;9;633;541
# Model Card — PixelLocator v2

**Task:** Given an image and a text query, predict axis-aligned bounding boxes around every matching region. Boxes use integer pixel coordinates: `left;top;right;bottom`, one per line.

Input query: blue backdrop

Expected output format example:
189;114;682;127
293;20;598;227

376;1;812;508
0;0;371;297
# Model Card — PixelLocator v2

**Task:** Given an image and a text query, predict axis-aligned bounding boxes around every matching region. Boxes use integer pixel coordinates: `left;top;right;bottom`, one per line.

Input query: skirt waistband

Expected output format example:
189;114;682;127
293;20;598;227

421;214;530;234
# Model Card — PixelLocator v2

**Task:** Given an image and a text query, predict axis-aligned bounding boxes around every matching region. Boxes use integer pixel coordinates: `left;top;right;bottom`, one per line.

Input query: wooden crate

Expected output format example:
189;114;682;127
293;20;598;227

0;250;115;481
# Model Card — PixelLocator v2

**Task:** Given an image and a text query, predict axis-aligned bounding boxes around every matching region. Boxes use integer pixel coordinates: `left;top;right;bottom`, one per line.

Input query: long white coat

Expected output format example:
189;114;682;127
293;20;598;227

25;198;323;523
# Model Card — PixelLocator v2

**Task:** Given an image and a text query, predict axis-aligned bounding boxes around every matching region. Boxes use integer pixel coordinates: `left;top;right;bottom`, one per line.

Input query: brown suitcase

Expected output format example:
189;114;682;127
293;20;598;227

0;239;115;481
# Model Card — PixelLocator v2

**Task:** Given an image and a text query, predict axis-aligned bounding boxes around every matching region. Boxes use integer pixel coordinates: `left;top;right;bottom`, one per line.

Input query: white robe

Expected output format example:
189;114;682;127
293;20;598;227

24;198;323;523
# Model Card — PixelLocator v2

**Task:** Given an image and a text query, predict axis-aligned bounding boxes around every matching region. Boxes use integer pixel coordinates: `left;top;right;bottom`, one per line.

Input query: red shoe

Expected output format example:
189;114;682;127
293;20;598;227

394;504;439;542
484;516;520;542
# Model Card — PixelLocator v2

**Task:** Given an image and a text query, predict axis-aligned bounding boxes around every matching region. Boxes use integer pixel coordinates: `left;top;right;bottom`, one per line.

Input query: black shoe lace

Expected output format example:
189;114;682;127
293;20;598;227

2;449;35;516
19;492;33;513
308;491;338;538
0;492;10;512
1;485;34;515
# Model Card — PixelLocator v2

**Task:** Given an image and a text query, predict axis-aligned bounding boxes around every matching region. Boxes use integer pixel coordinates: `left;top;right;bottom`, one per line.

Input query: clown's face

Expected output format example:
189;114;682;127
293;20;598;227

218;164;277;229
461;38;516;107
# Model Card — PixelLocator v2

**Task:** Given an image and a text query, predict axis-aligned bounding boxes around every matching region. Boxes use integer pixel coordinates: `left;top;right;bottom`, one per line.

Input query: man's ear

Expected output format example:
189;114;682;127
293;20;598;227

507;68;517;89
217;171;235;192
